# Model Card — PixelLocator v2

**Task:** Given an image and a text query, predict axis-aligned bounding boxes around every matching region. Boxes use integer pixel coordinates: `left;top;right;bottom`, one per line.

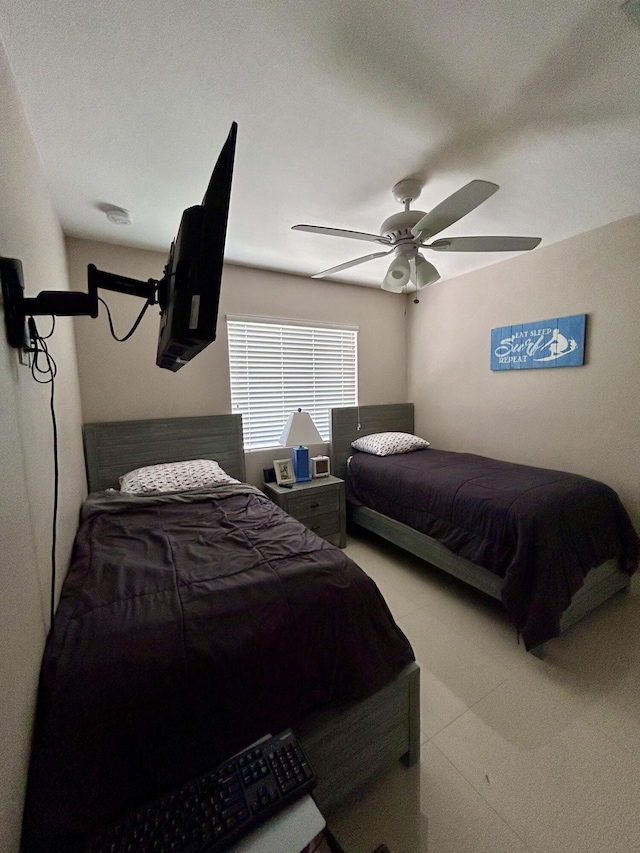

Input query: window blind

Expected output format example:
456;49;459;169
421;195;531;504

227;317;358;450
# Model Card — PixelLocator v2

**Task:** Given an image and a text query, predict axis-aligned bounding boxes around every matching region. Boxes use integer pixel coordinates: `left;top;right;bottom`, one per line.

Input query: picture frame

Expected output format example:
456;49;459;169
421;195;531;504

273;458;296;485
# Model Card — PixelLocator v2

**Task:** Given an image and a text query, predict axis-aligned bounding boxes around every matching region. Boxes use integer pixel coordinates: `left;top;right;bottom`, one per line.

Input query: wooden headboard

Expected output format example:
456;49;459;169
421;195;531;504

330;403;414;480
83;414;246;492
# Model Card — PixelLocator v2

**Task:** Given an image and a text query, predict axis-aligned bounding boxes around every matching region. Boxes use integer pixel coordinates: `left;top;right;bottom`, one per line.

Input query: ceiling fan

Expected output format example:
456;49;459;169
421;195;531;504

292;179;541;292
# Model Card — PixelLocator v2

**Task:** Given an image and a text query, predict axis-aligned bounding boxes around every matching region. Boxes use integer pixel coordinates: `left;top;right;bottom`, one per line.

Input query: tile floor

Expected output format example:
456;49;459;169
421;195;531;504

325;527;640;853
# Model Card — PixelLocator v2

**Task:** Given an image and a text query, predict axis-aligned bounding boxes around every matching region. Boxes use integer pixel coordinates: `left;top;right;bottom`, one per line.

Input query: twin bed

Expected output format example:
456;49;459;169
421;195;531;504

331;403;638;653
21;415;419;853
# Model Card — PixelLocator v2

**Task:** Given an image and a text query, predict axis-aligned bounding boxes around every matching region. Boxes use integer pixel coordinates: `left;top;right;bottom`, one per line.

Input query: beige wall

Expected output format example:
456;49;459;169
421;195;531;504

68;238;409;484
407;213;640;526
0;45;87;852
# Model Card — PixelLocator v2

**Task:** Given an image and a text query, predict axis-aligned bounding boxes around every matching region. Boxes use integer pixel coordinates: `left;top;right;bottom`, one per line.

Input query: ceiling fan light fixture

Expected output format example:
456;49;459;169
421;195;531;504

382;254;411;291
415;254;440;289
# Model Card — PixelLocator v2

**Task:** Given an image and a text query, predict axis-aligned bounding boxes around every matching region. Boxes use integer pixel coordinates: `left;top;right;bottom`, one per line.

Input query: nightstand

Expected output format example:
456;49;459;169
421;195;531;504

263;476;346;548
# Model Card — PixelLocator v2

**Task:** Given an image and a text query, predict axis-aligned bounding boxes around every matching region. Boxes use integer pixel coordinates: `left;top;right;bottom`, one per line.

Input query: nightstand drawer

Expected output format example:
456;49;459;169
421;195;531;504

288;488;339;519
299;511;340;540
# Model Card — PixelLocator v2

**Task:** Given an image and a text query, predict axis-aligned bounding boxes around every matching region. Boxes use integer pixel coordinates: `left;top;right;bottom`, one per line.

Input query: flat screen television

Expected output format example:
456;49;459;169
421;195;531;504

156;121;237;370
1;122;238;372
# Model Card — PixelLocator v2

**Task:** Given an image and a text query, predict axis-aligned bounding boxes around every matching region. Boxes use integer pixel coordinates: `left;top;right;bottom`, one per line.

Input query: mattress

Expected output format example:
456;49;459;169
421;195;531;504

346;449;639;649
22;483;414;852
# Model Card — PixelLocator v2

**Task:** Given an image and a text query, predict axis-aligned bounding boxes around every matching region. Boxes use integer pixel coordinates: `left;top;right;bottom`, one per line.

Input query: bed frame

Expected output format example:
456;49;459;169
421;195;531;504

82;414;420;814
331;403;631;653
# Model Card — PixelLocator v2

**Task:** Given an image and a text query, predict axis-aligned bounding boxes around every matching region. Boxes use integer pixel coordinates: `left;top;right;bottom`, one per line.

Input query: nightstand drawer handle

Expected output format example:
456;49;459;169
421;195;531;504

309;501;320;508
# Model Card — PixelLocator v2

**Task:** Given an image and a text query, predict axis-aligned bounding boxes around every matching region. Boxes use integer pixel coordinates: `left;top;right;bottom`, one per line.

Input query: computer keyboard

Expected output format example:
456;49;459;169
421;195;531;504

85;728;317;853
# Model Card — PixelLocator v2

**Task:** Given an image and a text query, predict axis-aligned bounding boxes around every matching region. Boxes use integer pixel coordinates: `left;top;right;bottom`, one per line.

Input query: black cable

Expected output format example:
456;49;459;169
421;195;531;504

98;296;151;341
25;292;149;630
37;316;56;339
28;319;59;630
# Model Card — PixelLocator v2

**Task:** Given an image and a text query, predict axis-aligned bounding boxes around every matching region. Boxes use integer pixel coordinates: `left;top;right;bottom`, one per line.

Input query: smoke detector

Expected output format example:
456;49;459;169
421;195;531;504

105;207;131;225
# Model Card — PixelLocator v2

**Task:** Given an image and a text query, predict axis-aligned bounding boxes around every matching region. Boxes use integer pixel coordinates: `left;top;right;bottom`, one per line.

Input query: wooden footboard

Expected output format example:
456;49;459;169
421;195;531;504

559;557;630;632
294;661;420;814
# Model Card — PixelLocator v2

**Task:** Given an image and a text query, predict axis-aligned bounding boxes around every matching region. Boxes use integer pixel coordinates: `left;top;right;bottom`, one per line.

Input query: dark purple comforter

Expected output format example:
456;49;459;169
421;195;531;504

22;484;414;852
346;449;638;649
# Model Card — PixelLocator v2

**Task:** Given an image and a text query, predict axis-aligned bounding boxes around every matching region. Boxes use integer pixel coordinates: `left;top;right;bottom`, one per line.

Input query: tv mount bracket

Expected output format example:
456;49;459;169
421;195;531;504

1;256;158;349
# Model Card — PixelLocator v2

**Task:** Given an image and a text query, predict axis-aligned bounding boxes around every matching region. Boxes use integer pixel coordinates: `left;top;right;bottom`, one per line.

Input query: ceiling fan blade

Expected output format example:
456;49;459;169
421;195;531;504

410;180;499;239
427;236;542;252
293;224;391;244
311;250;393;279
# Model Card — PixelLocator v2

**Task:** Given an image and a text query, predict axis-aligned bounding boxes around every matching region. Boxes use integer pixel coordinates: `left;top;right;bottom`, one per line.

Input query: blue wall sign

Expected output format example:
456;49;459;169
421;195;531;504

491;314;586;371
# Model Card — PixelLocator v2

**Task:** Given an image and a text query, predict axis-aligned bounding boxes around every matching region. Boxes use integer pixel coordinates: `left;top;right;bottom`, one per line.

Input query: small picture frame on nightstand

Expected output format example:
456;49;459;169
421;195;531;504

311;455;331;478
273;458;296;485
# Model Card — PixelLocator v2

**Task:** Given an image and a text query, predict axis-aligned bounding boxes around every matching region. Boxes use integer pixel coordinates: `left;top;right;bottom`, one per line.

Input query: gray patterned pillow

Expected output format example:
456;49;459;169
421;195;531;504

351;431;430;456
119;459;239;494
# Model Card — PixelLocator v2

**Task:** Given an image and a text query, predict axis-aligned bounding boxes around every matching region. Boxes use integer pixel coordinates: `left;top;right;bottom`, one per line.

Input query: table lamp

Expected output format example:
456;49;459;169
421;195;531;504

280;408;323;482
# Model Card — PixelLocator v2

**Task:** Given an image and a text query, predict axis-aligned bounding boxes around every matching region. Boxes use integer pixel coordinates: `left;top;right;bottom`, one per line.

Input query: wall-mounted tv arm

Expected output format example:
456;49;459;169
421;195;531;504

1;256;159;349
88;263;159;307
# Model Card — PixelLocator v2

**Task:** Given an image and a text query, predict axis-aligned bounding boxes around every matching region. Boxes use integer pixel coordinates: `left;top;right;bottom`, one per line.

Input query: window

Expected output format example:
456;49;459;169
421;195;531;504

227;316;358;450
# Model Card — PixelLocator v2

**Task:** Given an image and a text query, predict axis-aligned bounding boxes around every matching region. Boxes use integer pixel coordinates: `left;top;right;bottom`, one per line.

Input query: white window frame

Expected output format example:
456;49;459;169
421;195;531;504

227;315;358;450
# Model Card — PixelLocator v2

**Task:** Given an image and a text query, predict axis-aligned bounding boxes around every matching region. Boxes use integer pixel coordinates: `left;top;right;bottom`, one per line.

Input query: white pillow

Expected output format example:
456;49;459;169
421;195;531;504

119;459;239;494
351;431;430;457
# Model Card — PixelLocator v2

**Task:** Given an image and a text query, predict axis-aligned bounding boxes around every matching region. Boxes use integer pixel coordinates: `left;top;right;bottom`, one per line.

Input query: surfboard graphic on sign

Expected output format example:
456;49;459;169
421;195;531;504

491;314;586;371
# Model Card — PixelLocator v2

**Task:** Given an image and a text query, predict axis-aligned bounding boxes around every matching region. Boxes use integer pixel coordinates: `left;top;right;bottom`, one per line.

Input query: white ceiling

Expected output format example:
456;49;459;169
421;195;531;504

1;0;639;288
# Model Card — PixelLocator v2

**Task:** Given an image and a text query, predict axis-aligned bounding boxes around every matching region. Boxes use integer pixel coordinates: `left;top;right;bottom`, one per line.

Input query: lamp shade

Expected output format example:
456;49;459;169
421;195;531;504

381;254;411;292
414;254;440;289
280;409;323;447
